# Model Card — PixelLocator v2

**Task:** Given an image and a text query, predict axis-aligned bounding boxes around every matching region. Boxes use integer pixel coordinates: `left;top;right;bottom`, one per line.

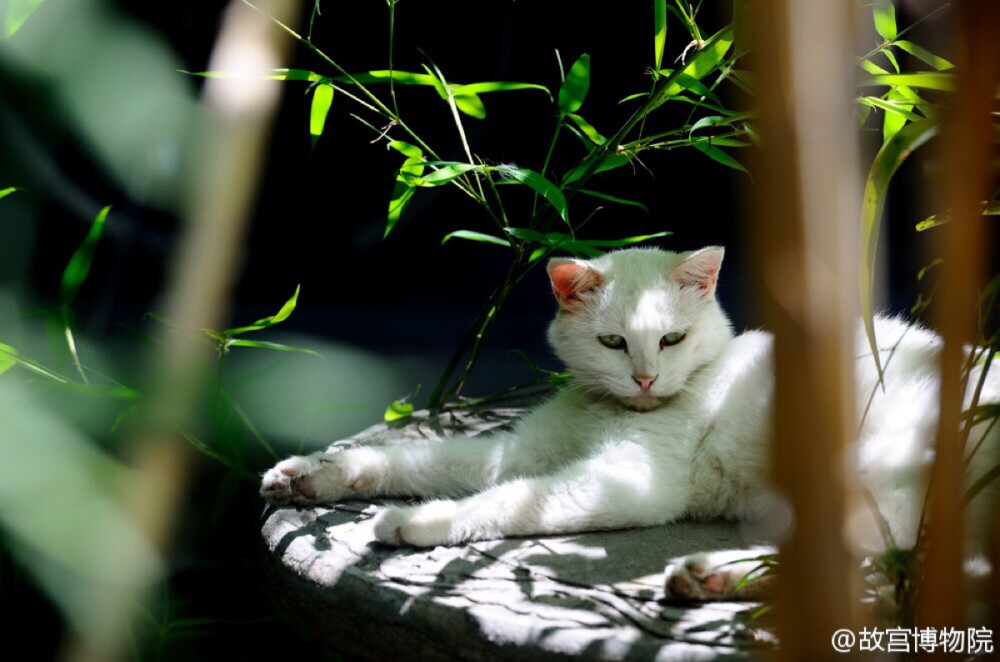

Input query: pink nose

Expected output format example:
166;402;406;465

632;374;657;392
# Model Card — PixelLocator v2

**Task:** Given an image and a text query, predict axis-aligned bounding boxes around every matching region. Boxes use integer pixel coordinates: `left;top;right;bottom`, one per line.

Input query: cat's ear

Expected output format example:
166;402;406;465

671;247;724;297
548;258;603;311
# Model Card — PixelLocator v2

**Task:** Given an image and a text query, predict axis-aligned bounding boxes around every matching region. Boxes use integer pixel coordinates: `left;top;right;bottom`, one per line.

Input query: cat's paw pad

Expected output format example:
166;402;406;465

372;501;459;548
663;552;766;600
260;453;364;506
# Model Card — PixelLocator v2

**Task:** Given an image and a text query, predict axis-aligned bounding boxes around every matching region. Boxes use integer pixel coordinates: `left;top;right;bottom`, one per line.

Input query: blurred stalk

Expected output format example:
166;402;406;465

59;1;300;660
748;0;860;658
919;0;998;636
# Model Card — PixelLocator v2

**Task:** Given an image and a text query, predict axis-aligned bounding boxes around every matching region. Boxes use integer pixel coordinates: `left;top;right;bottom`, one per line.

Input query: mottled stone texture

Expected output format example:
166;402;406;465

259;391;768;660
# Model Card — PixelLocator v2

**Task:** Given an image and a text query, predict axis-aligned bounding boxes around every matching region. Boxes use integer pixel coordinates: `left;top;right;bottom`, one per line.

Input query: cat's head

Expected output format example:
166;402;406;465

546;247;733;411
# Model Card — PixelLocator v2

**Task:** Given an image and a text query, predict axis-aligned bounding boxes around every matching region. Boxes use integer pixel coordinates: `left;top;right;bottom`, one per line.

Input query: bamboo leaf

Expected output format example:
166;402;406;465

385;142;425;236
417;163;480;186
578;189;650;214
658;26;734;100
61;206;110;306
872;0;897;41
859;60;890;76
860;117;939;381
565;113;606;145
567;231;671;248
225;339;319;356
857;96;923;124
895;40;954;71
452;92;486;119
558;54;591;113
692;140;748;173
562;153;633;185
224;285;302;335
0;186;20;200
441;230;511;247
860;72;954;91
309;84;334;147
454;81;551;98
653;0;667;73
496;167;569;225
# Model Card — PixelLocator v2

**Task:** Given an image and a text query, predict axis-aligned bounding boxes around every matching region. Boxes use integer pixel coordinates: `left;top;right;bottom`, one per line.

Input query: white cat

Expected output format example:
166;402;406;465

261;247;998;598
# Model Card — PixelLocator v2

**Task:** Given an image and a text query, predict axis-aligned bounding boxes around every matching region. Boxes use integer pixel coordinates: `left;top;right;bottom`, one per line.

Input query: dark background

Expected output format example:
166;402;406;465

0;1;948;659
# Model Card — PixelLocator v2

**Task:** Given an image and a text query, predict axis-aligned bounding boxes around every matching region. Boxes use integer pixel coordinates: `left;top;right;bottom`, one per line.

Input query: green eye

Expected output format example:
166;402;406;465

598;334;626;350
660;331;687;348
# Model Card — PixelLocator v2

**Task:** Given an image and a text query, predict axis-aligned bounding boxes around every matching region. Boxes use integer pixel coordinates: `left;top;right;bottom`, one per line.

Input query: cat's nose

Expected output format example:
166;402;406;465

632;374;657;392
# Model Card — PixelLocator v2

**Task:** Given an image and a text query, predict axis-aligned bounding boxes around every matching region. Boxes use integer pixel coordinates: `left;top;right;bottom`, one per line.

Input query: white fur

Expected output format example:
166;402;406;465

261;248;999;564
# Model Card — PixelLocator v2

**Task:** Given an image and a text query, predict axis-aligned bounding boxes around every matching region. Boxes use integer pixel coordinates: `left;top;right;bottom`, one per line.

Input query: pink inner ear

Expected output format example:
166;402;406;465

549;262;602;309
671;249;723;293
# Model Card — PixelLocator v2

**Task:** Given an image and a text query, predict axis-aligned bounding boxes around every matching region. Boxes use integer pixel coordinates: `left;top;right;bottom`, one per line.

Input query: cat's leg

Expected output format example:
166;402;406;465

372;441;691;547
662;547;776;600
261;430;533;506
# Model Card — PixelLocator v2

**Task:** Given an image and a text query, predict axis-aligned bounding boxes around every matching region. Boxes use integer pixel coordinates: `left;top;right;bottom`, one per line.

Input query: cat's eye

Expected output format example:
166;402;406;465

598;334;627;350
660;331;687;348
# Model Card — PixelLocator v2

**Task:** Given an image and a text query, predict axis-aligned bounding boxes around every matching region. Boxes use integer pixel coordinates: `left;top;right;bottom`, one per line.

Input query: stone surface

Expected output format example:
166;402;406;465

259;390;771;660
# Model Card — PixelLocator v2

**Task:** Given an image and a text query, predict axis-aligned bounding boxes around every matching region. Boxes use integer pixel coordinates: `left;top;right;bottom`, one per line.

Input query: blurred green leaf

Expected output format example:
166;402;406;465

0;342;18;375
653;0;667;73
224;285;302;336
2;0;45;39
497;167;569;225
872;0;897;41
309;84;334;147
917;257;944;281
0;186;20;200
225;339;319;356
61;206;110;306
442;230;511;247
861;117;939;381
895;40;953;71
578;189;650;214
558;53;591;113
0;380;162;637
384;399;413;422
917;200;1000;231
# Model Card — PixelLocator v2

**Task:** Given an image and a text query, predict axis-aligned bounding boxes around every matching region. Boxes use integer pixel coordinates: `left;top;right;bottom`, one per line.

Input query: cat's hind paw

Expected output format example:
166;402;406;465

372;501;461;548
663;550;772;600
261;452;366;506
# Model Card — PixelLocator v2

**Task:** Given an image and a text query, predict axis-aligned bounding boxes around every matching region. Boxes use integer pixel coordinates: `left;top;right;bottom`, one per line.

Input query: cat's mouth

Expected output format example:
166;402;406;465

621;394;669;411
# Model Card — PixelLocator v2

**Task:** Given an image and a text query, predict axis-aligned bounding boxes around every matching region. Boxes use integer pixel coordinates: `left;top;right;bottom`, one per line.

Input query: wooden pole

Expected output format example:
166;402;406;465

749;0;860;658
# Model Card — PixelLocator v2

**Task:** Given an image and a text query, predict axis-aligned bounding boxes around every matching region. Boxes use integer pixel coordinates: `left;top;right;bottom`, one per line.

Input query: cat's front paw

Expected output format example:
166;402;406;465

261;452;374;506
663;551;771;600
372;501;461;547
